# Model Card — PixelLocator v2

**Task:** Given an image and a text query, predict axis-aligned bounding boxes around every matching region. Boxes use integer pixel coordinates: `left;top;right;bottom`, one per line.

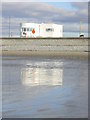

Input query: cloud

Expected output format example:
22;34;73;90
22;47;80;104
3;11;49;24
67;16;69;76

71;2;88;9
2;2;88;23
1;0;89;2
64;23;88;32
71;2;88;16
1;0;40;2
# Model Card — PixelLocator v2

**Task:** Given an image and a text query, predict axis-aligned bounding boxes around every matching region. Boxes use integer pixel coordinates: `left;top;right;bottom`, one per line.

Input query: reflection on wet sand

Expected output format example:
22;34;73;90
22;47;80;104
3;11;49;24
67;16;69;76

2;57;88;118
21;62;63;86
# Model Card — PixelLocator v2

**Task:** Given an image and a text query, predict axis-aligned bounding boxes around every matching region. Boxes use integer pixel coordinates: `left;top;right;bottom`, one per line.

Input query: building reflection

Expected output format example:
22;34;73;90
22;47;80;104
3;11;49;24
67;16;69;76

21;62;63;86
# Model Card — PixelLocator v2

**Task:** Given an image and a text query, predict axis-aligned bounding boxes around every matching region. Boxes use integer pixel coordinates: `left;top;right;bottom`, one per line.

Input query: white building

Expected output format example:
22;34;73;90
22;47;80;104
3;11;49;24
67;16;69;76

21;23;63;38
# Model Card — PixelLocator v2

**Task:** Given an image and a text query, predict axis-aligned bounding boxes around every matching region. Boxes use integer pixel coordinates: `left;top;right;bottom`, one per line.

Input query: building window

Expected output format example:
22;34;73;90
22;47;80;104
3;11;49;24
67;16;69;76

27;28;29;31
46;28;54;32
23;28;26;32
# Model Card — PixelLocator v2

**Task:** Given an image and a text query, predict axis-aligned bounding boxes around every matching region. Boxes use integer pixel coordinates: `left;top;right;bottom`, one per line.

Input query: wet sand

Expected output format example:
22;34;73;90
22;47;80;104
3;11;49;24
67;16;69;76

2;56;88;118
2;50;88;59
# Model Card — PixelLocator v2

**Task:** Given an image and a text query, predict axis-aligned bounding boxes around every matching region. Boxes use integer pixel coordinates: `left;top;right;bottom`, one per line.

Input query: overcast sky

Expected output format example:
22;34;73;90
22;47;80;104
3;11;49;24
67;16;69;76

1;1;88;37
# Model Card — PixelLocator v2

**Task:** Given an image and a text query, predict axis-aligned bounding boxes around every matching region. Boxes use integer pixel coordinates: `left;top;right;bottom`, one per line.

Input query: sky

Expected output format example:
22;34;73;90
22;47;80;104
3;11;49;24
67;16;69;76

0;1;88;37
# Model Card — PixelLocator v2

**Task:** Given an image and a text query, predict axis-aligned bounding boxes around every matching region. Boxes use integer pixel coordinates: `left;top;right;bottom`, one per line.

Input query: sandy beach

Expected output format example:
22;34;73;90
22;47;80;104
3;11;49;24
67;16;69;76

1;50;88;59
1;37;88;59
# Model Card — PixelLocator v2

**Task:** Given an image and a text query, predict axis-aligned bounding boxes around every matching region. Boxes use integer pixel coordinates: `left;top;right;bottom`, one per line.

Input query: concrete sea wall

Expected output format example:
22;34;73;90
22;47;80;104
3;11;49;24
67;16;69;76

0;37;89;58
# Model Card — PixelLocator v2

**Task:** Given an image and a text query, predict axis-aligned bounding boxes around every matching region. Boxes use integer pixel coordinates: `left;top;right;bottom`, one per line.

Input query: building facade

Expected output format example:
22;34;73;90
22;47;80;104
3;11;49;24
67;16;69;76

21;23;63;38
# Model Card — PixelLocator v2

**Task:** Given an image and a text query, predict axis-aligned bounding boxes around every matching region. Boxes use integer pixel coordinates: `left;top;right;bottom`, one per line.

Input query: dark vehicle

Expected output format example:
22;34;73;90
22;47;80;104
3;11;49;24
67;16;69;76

80;34;84;37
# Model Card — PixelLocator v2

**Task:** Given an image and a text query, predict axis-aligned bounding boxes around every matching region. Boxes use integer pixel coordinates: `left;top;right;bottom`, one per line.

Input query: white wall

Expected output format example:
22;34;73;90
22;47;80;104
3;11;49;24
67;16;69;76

53;24;63;37
21;23;39;38
40;24;53;37
21;23;63;38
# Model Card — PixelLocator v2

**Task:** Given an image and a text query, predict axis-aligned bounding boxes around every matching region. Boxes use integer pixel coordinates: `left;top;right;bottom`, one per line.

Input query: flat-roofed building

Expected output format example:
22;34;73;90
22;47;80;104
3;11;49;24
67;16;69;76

21;23;63;38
